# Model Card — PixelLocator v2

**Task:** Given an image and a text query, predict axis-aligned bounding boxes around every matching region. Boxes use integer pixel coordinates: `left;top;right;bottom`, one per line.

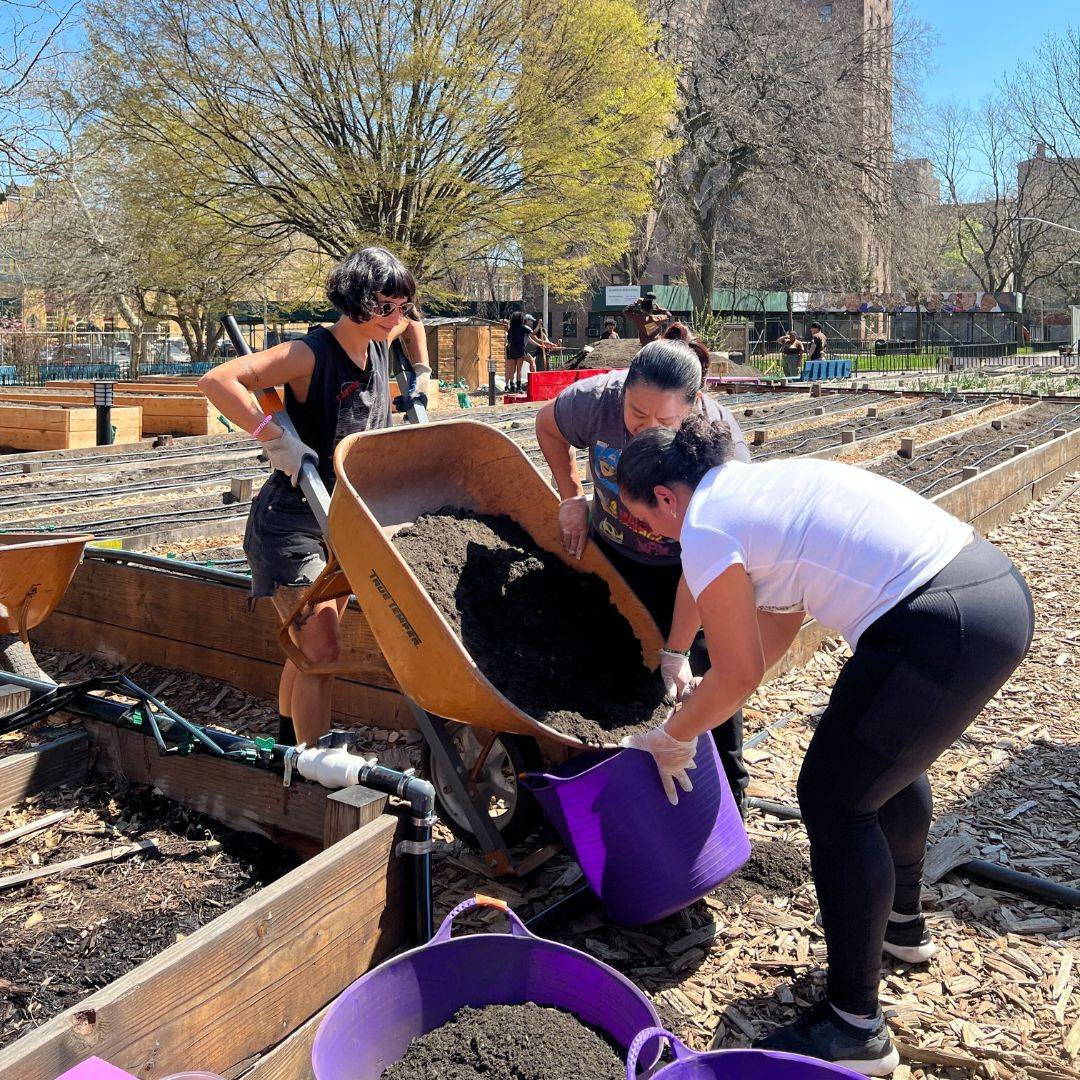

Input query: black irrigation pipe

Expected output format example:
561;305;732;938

0;436;257;476
84;545;253;587
747;799;1080;909
0;466;267;509
9;501;252;536
0;668;437;943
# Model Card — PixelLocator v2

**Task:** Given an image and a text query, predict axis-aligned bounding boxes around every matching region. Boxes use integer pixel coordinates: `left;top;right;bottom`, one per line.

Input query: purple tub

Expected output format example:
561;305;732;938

311;896;662;1079
626;1028;867;1078
523;736;750;925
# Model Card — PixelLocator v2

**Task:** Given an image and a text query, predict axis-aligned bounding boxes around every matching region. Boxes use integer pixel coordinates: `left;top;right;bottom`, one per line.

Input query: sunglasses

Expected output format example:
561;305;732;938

371;300;418;319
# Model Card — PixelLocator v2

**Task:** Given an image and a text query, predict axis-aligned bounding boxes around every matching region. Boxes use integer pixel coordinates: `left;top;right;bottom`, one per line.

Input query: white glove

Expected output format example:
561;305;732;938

620;724;698;806
558;495;590;559
263;429;318;487
660;649;693;700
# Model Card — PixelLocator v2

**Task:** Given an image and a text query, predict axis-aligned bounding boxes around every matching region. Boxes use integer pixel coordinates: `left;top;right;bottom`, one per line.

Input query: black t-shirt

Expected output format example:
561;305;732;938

284;326;391;488
507;322;531;359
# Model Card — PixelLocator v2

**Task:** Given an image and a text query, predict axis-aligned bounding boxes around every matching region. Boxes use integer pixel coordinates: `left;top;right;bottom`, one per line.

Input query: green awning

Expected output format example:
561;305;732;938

592;285;788;314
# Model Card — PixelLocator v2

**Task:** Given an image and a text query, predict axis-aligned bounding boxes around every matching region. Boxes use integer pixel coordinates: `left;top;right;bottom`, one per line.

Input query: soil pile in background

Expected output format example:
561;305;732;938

394;509;669;743
381;1003;625;1080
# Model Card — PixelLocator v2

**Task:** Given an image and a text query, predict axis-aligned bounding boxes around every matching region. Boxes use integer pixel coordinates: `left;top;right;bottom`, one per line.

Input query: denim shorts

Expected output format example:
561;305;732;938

243;472;326;601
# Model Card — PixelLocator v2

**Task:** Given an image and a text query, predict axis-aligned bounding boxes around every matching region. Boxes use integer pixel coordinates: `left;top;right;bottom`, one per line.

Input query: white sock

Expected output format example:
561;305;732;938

889;909;920;923
830;1003;880;1030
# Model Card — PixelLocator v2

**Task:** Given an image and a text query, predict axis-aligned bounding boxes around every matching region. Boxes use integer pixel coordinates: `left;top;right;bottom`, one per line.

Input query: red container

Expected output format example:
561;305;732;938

526;368;611;402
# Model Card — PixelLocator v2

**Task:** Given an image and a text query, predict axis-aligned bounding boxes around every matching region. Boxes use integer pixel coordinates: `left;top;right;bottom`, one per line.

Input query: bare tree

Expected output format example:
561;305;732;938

1006;27;1080;207
654;0;902;312
0;0;73;174
930;96;1080;331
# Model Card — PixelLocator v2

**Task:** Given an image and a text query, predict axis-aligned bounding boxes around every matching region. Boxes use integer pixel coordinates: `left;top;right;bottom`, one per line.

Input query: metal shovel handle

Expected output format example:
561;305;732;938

220;314;331;532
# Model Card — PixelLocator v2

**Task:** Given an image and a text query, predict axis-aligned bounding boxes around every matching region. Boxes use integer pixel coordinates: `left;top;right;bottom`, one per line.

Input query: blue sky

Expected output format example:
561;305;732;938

910;0;1061;109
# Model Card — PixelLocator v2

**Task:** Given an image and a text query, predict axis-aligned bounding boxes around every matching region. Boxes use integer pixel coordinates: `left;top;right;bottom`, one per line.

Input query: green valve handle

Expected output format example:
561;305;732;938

254;735;276;753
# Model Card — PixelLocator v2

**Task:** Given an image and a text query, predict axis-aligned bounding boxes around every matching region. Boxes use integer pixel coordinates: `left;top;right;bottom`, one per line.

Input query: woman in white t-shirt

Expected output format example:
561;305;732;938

616;414;1033;1077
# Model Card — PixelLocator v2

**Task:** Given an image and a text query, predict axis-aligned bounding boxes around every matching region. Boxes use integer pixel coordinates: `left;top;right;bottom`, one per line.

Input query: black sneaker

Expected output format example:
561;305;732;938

814;910;937;964
754;1001;900;1076
883;914;936;963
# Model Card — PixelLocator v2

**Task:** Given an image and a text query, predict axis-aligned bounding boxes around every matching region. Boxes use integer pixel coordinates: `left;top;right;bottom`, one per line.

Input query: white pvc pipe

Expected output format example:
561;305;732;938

295;746;375;789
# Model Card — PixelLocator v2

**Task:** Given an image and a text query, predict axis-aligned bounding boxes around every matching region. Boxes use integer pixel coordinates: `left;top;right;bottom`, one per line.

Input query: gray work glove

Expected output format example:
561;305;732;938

263;429;318;487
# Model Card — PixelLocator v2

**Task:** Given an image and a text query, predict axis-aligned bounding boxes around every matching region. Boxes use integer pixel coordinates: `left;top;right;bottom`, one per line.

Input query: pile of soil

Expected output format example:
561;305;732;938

394;509;670;743
711;839;810;906
381;1003;626;1080
0;780;297;1048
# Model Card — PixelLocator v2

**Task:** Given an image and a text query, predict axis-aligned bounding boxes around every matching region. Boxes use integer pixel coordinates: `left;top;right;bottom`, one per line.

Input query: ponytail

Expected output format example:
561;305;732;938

662;322;711;383
617;413;733;506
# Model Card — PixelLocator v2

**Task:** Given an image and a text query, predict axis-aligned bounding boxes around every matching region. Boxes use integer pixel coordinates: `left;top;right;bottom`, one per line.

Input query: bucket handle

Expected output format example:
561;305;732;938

431;894;533;944
626;1027;695;1077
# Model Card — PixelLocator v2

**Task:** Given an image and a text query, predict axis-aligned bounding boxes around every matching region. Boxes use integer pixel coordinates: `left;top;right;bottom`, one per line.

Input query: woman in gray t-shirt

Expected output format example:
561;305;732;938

535;333;752;811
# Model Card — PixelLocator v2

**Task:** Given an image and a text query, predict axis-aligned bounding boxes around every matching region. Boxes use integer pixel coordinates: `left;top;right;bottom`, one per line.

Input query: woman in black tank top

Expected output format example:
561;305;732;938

199;248;425;746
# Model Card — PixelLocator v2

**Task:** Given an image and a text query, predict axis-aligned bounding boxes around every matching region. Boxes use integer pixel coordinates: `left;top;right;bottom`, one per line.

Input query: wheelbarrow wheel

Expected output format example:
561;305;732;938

421;723;544;850
0;634;55;684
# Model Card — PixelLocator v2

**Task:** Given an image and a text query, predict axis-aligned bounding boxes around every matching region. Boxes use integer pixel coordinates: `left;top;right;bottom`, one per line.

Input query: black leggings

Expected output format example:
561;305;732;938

594;536;748;806
798;536;1034;1015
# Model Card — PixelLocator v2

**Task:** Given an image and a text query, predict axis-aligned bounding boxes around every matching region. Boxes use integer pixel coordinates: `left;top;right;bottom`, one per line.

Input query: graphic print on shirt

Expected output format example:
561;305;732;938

333;371;385;449
589;440;671;555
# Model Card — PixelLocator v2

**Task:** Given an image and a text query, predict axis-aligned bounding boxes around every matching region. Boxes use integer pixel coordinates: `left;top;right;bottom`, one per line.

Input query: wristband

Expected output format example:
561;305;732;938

660;647;691;658
251;414;274;439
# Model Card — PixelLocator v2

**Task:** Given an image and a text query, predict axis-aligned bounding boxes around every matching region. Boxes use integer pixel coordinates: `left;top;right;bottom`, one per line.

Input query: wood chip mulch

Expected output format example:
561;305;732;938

429;473;1080;1080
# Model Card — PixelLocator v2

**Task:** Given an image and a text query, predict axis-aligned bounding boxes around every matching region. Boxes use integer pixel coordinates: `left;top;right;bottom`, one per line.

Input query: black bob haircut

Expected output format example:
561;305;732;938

326;247;417;322
809;321;822;330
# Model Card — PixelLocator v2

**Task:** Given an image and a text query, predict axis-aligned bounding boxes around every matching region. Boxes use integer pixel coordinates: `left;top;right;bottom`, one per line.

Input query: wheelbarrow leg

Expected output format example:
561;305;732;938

406;698;519;877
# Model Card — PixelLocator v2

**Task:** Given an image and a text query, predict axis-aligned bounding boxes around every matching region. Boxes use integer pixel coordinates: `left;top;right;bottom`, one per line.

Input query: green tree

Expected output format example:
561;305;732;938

87;0;676;296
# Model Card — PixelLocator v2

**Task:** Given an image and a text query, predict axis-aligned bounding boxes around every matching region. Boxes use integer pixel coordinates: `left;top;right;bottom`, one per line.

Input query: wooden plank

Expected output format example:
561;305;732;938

324;783;389;847
51;560;398;690
239;1005;323;1080
84;720;331;857
34;611;414;731
0;838;159;891
0;809;74;846
0;813;406;1080
935;428;1080;525
0;730;88;812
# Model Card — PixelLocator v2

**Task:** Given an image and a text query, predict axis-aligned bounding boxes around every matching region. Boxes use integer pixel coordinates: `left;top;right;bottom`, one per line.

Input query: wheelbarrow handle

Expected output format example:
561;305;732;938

220;314;331;533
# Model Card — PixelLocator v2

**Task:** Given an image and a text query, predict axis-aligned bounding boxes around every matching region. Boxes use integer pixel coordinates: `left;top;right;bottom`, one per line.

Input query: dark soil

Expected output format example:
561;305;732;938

710;839;810;906
0;779;298;1048
758;395;989;460
394;509;670;743
869;402;1080;497
381;1003;626;1080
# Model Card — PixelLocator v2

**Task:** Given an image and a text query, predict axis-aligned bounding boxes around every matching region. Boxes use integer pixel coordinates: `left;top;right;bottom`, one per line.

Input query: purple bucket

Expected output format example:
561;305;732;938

522;736;750;925
311;896;663;1079
626;1028;867;1079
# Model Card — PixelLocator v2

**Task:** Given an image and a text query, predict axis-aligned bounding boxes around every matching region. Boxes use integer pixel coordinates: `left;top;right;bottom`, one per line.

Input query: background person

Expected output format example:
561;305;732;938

530;313;561;373
600;318;620;340
779;328;805;376
806;321;827;362
199;247;422;747
623;291;673;344
616;415;1033;1076
535;339;753;812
